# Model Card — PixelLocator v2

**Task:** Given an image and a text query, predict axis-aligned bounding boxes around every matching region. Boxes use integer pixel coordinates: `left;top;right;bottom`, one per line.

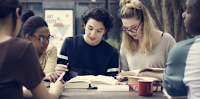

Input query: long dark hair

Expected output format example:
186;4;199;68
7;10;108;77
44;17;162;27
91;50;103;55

0;0;22;31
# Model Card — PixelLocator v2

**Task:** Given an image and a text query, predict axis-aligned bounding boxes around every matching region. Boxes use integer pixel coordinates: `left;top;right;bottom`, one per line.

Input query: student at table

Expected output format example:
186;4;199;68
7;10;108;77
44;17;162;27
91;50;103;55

163;0;200;98
119;0;176;71
0;0;63;99
56;6;119;79
22;14;58;82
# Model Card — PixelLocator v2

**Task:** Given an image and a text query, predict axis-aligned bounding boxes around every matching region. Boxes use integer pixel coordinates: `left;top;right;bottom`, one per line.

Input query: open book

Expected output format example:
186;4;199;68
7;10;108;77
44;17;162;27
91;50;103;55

118;68;165;80
65;75;118;88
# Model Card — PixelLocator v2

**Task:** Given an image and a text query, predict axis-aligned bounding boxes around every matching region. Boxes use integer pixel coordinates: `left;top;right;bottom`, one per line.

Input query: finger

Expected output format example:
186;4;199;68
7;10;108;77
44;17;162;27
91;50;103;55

55;67;68;72
56;72;65;83
57;64;68;68
51;73;59;83
55;71;64;76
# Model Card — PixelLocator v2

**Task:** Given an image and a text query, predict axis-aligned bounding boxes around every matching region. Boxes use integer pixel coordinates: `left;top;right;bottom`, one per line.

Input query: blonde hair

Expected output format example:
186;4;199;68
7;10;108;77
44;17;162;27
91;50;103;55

119;0;158;53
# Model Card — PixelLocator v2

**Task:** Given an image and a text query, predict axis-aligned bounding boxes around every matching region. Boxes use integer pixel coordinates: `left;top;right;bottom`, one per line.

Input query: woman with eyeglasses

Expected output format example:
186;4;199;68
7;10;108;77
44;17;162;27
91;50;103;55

0;0;63;99
119;0;176;71
22;15;59;82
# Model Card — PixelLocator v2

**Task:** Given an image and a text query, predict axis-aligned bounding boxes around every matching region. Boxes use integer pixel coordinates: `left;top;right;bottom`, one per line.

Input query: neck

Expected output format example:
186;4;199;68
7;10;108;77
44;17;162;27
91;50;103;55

38;52;43;58
0;14;14;43
0;26;13;43
83;34;101;46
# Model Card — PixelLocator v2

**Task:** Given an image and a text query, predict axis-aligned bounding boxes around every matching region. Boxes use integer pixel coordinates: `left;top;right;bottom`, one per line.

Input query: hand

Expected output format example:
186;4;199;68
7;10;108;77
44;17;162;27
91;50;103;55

55;64;68;76
45;72;59;83
49;79;64;98
117;70;128;82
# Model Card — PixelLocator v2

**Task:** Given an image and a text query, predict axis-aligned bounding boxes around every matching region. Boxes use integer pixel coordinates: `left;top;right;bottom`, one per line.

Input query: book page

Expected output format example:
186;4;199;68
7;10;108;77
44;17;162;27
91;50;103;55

91;75;118;86
67;75;95;83
118;69;140;76
138;68;165;74
139;72;163;79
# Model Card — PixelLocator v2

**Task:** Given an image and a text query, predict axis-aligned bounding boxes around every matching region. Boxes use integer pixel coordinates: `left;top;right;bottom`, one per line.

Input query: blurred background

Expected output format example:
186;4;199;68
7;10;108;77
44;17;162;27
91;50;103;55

19;0;188;51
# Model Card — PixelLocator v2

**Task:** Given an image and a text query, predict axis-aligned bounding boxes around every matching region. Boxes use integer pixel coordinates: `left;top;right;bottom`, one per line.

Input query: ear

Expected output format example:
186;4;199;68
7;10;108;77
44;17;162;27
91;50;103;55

15;8;21;20
103;30;107;35
25;34;30;40
83;24;86;29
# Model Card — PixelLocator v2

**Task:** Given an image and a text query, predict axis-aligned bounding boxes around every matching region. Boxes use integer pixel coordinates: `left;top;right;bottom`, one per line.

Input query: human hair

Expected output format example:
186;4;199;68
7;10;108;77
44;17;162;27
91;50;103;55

22;16;48;36
194;0;200;10
81;5;113;33
0;0;22;31
21;9;35;24
119;0;158;53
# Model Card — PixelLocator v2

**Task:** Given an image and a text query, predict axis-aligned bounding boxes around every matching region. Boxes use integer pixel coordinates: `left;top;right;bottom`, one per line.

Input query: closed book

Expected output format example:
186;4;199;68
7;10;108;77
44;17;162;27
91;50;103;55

98;85;129;92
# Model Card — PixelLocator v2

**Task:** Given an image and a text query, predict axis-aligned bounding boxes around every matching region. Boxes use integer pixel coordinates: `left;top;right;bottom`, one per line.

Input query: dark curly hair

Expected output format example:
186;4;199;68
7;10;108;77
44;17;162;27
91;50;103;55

22;16;48;36
0;0;22;31
81;6;113;33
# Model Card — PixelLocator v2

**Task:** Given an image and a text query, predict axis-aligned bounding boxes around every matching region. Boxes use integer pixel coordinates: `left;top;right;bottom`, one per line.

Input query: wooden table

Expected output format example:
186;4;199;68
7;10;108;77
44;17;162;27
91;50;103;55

60;88;168;99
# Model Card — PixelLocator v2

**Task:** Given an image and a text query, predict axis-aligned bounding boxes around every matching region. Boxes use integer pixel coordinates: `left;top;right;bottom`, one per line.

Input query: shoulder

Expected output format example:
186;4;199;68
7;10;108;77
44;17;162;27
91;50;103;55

6;38;35;62
64;35;82;43
10;38;33;52
169;38;197;55
162;33;176;41
102;39;118;53
47;43;57;51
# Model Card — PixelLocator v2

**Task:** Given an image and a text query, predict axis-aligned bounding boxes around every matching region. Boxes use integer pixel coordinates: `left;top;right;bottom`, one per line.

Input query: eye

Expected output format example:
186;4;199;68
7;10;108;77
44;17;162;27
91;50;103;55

88;27;93;30
97;30;103;33
39;37;45;42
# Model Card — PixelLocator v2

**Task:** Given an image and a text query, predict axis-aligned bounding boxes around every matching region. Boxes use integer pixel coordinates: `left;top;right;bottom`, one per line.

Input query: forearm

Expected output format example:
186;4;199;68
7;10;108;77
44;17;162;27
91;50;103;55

23;86;33;98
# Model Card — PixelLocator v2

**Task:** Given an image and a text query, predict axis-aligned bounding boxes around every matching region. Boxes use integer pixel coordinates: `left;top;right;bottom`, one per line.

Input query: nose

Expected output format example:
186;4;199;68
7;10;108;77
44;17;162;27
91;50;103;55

43;39;49;45
90;30;96;37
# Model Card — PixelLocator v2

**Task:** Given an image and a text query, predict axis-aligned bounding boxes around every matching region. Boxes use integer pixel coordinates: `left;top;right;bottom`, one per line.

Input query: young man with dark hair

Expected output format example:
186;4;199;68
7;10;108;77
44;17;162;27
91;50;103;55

56;6;119;80
163;0;200;98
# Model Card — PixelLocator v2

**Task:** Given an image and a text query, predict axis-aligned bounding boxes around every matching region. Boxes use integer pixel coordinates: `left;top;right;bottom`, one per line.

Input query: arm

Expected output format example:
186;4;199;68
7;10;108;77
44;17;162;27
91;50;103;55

106;49;119;76
19;43;63;99
31;80;63;99
43;44;57;74
57;38;69;65
120;45;129;71
162;44;187;96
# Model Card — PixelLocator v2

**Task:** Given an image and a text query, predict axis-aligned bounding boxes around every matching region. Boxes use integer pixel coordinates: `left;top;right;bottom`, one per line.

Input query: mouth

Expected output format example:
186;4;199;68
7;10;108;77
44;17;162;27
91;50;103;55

42;46;47;50
131;34;137;38
89;37;96;41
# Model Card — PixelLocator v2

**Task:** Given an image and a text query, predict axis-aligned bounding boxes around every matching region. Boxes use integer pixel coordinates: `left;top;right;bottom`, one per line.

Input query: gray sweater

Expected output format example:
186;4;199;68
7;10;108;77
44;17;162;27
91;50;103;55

120;33;176;71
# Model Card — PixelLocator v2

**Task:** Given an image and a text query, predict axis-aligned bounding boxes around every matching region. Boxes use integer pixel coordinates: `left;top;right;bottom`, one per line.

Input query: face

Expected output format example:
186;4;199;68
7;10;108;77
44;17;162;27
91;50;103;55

83;18;106;46
182;0;200;35
29;27;50;54
121;17;142;40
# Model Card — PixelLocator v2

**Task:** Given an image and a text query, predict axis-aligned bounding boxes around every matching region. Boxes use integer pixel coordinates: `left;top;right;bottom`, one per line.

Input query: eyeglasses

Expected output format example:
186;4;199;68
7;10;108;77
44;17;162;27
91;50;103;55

122;21;142;34
32;35;54;42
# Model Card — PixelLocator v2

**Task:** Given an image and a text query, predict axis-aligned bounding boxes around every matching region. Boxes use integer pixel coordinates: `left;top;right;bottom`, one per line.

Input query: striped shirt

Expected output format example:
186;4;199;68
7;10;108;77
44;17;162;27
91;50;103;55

57;35;119;78
163;35;200;99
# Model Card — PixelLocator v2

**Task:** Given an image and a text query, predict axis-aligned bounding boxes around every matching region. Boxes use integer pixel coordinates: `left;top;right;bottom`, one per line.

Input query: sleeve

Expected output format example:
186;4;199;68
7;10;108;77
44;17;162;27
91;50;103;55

162;44;187;96
106;49;119;76
43;45;57;74
17;43;45;90
166;33;176;54
120;45;129;71
57;38;69;65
